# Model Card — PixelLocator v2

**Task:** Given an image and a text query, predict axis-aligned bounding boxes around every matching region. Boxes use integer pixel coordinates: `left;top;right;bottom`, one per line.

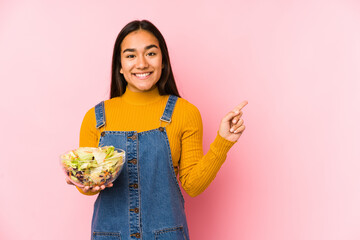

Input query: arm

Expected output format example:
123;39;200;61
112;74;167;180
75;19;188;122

68;108;112;195
178;101;247;197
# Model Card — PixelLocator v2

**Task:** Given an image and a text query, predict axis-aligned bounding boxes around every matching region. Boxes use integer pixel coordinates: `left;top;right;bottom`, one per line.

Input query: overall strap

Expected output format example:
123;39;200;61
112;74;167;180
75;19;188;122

95;101;106;129
160;95;178;123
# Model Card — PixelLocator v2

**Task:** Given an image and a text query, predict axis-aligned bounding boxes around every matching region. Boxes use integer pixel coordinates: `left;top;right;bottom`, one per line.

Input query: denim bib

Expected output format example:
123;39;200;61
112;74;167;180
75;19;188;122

91;95;189;240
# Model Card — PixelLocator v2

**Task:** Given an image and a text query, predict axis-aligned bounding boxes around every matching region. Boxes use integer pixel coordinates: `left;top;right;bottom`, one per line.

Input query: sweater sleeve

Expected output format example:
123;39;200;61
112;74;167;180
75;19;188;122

76;107;100;196
178;105;236;197
79;107;98;148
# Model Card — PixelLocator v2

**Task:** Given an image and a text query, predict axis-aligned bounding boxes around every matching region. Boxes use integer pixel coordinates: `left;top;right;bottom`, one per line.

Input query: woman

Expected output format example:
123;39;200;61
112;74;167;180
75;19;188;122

66;20;247;240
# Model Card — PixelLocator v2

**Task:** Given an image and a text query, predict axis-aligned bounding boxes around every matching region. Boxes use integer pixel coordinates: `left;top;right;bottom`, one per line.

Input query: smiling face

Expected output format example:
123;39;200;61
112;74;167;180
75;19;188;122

120;30;163;92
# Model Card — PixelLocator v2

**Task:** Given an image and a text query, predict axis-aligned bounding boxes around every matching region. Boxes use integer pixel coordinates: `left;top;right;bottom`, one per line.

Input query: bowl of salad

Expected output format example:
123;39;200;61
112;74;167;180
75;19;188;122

61;146;125;188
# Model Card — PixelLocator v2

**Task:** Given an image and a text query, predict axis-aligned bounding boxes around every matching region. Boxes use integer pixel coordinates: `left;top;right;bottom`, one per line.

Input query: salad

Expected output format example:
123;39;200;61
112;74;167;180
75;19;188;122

61;146;125;187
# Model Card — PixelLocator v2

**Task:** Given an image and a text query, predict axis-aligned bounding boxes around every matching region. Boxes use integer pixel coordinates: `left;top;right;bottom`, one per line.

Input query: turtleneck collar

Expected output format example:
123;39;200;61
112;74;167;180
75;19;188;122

121;86;162;105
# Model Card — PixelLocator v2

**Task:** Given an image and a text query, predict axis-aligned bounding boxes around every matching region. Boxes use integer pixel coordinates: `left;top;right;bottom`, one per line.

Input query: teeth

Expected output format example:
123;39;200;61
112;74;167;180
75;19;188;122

135;73;151;77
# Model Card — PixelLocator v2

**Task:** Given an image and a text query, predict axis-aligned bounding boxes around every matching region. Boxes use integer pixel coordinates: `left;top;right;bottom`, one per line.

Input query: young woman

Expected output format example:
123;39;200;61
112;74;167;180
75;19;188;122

66;20;247;240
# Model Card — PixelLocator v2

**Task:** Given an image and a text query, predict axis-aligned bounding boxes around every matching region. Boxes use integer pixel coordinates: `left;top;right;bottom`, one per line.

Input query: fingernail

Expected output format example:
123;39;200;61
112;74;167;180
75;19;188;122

234;110;239;114
232;119;237;124
230;128;234;132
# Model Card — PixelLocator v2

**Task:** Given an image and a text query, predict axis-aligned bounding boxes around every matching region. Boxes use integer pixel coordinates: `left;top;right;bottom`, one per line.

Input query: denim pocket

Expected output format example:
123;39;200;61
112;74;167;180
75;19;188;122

154;226;187;240
92;232;121;240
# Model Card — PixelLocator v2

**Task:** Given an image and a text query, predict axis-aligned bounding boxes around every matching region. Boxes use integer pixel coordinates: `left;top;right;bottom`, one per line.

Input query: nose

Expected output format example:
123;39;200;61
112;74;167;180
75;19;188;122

136;55;148;69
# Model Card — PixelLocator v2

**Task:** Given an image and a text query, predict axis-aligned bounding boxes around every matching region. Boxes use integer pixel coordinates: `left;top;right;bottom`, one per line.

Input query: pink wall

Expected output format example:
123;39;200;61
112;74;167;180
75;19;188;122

1;0;360;239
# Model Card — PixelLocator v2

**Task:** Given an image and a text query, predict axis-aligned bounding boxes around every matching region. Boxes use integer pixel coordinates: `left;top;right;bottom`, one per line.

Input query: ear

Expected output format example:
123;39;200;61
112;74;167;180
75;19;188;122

120;68;123;74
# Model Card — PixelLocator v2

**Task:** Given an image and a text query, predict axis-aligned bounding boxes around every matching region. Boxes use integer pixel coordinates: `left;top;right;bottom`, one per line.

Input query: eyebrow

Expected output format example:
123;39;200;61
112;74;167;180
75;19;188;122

123;44;159;53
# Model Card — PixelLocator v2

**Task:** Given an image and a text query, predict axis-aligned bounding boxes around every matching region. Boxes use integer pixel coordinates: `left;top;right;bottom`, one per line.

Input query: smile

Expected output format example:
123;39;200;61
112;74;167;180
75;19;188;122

135;72;151;77
133;72;152;79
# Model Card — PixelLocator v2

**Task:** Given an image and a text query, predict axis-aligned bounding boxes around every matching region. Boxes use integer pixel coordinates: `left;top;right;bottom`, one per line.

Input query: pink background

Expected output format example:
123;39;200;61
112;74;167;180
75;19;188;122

1;0;360;239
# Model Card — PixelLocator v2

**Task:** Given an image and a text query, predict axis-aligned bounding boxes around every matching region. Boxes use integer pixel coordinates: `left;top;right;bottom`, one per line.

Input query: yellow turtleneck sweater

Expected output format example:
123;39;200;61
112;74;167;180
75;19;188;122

78;87;235;197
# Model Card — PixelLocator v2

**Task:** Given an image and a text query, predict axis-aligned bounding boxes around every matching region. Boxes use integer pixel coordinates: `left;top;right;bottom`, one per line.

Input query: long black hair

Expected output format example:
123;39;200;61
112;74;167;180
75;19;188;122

110;20;180;98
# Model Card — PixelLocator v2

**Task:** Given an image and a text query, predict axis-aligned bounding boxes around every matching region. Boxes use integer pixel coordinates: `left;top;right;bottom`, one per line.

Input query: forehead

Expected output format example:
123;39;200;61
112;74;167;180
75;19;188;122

121;30;160;50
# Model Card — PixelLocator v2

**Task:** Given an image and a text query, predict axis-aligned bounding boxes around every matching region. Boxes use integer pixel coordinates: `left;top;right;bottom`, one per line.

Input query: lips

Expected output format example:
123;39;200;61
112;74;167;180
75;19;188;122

133;72;152;80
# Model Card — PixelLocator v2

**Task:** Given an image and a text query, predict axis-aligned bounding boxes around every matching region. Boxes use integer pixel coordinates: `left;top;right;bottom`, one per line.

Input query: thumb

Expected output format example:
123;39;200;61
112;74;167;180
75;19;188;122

65;177;74;185
222;101;248;123
222;110;238;123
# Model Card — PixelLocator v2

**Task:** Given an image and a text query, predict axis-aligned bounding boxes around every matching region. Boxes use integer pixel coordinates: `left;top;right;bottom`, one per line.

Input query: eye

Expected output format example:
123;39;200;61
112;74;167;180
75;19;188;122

147;52;156;56
125;54;135;59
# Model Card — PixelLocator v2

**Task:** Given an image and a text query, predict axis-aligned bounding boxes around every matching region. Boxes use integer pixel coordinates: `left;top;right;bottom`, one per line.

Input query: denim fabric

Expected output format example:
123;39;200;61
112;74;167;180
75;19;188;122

95;101;105;129
91;95;189;240
160;95;177;123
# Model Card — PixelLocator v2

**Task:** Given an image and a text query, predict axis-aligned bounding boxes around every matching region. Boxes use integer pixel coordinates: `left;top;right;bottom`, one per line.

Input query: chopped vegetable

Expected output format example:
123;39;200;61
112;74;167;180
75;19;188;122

61;146;125;187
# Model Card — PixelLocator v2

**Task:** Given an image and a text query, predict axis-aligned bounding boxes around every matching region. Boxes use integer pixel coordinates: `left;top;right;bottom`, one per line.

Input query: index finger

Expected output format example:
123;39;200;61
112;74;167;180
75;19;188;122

233;101;248;113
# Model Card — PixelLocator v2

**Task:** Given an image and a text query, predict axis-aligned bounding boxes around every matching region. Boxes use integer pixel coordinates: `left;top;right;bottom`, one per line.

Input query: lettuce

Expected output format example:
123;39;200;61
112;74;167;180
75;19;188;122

61;146;125;187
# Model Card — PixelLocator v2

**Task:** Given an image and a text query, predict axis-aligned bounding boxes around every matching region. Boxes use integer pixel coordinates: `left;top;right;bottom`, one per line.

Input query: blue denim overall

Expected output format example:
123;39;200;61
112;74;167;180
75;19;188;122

91;95;190;240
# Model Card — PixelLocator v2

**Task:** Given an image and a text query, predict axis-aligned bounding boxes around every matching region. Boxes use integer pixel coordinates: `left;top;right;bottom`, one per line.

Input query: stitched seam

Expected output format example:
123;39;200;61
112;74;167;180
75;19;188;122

95;101;105;129
154;226;184;235
160;95;177;122
92;231;121;240
137;133;142;239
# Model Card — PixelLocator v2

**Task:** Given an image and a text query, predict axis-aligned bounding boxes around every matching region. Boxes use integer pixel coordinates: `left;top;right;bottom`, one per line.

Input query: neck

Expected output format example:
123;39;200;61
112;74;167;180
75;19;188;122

122;86;162;105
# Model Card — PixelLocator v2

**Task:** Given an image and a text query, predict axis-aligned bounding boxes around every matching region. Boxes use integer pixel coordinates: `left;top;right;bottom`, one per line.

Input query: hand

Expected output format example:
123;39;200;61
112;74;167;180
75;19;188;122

218;101;248;142
65;177;113;193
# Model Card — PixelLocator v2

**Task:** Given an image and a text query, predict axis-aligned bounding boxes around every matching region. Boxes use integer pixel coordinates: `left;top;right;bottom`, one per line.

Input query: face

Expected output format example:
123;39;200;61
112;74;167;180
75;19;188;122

120;30;163;92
